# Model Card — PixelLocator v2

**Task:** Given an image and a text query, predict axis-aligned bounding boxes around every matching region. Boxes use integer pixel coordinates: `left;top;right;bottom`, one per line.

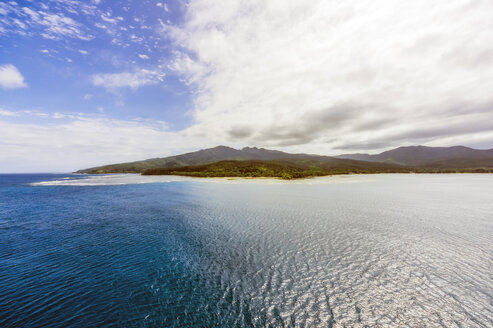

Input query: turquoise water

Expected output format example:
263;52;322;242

0;174;492;327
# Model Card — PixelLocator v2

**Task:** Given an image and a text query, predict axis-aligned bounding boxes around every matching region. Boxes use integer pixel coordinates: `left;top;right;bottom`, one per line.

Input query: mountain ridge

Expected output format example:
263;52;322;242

336;145;493;167
76;145;493;174
76;145;328;173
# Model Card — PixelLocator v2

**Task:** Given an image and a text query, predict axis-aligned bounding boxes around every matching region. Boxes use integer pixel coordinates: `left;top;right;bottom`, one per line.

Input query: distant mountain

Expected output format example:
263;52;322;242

77;145;493;174
76;146;321;173
337;145;493;167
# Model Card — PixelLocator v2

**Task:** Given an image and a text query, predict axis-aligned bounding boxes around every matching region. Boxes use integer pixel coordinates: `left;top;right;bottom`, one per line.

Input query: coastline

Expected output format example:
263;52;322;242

30;172;493;187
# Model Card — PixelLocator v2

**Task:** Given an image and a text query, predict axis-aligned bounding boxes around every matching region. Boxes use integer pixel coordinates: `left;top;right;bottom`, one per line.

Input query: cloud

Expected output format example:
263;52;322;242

52;112;66;119
0;2;97;40
0;108;18;116
101;13;117;24
0;64;27;89
167;0;493;154
92;69;165;90
21;7;93;40
0;113;212;172
138;54;149;59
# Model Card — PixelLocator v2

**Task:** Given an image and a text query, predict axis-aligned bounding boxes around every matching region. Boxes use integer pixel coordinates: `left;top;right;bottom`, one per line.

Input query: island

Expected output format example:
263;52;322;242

76;145;493;179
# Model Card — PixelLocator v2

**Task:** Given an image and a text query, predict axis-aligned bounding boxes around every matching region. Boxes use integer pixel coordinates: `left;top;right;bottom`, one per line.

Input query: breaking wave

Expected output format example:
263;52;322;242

30;173;374;186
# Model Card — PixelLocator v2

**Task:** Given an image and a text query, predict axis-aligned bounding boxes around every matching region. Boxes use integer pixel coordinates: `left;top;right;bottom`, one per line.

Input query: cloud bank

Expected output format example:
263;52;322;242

168;0;493;153
0;111;210;172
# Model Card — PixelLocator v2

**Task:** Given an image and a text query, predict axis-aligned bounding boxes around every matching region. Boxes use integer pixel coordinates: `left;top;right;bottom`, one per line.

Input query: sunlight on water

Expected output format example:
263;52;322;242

1;174;492;327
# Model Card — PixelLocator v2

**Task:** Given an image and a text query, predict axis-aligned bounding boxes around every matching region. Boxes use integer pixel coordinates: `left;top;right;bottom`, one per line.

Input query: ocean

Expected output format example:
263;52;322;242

0;173;492;327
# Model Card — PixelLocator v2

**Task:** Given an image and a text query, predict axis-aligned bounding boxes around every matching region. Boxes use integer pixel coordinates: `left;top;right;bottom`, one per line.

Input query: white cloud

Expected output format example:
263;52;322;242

0;108;17;116
0;64;27;89
155;3;169;13
0;114;211;172
94;22;106;29
168;0;493;154
22;110;49;118
78;49;88;55
101;13;117;24
92;69;165;90
21;7;93;40
12;18;26;29
52;112;66;119
138;54;149;59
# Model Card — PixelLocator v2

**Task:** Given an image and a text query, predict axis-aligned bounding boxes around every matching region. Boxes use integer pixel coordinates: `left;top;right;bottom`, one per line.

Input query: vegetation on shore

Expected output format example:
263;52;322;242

77;145;493;178
142;159;492;179
142;160;396;179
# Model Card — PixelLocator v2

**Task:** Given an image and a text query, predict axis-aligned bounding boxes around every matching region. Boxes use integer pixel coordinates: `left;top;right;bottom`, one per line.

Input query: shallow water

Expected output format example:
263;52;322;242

1;174;492;327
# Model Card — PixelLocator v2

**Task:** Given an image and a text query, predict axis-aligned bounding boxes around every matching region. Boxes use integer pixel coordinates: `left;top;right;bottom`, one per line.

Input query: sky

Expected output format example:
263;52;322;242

1;0;493;172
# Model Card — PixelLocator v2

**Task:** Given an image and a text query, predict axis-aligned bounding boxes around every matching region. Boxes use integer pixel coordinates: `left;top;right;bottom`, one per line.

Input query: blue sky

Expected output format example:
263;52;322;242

1;0;493;172
1;0;191;129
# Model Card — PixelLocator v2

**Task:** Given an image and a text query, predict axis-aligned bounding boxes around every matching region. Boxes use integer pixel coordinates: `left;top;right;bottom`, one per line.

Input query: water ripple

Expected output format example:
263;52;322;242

0;174;492;327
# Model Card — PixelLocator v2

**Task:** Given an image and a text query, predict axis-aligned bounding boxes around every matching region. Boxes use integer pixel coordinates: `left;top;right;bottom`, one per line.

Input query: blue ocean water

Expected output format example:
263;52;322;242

0;173;492;327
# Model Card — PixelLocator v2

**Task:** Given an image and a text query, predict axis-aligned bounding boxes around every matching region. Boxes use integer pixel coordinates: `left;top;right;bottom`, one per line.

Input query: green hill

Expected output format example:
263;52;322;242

76;146;325;174
77;145;493;176
142;159;411;179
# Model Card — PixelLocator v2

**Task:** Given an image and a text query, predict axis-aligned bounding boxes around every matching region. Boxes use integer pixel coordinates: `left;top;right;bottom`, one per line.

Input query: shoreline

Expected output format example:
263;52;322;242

28;172;493;187
72;171;493;180
139;170;493;180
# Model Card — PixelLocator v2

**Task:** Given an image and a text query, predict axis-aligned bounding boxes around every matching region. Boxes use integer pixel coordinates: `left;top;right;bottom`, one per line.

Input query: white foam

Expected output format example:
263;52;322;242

30;174;187;186
30;173;374;186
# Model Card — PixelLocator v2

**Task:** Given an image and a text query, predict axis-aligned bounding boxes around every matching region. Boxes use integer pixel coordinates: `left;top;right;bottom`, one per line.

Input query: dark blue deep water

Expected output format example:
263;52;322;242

1;173;492;327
